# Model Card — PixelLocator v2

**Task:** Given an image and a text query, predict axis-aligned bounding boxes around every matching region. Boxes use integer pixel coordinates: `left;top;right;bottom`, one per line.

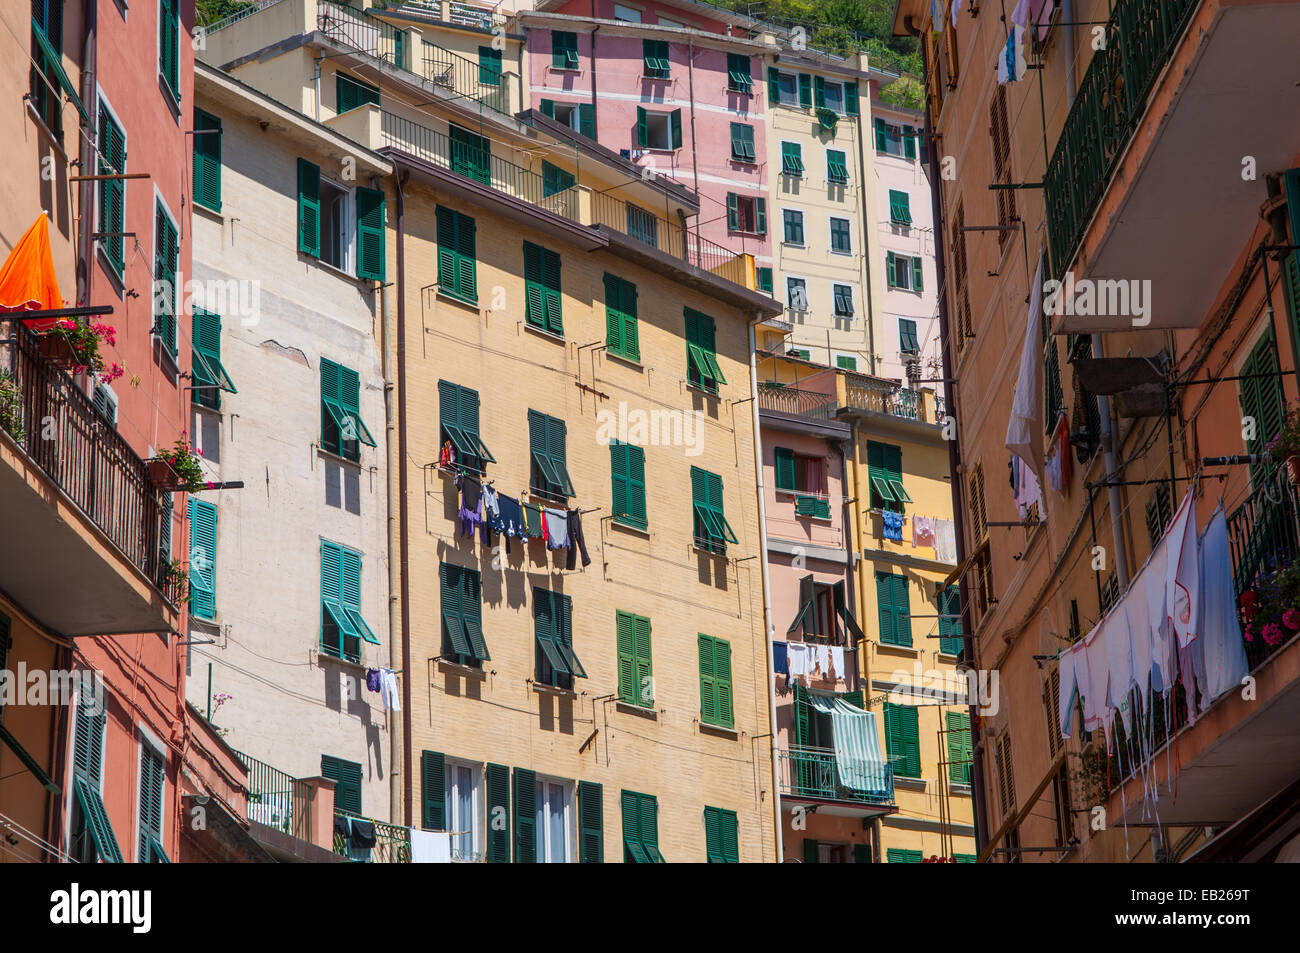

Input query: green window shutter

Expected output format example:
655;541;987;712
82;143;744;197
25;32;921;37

355;187;386;282
670;108;683;150
730;122;755;162
478;46;502;85
893;573;912;647
912;256;924;291
542;161;576;198
803;838;820;863
1240;332;1285;483
946;711;972;785
192;109;222;213
420;751;445;829
634;614;653;707
512;768;537;862
899;318;919;353
552;31;578;69
875;572;897;646
726;192;738;230
875;118;888;151
727;52;751;91
781;141;804;176
774;447;796;491
757;267;773;293
484;763;509;862
883;703;920;778
938;586;964;655
159;0;179;99
439;562;471;658
320;755;362;815
610;440;646;529
336;73;379;113
97;104;126;276
755;197;766;235
153;204;178;356
136;744;164;862
188;499;217;620
449;124;491;185
827;149;848;183
814;74;825;109
636;106;648;147
523;242;563;334
616;610;636;704
704;806;723;862
603;273;639;361
578;780;603;862
190;307;231;410
73;691;106;784
704;636;732;727
886;252;898;288
620;790;646;862
854;844;871;863
642;39;670;78
798;73;812;108
845;80;859;115
578;103;595;138
539;98;555;118
904;125;917;159
888;848;923;863
889;189;911;225
297;158;321;257
698;634;716;726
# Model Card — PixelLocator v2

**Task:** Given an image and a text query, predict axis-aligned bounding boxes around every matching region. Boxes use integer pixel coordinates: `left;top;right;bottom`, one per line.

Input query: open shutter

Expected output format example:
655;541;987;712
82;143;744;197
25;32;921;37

633;615;653;707
793;682;810;746
845;80;859;115
913;257;924;291
456;213;477;301
698;634;716;725
768;67;779;102
814;74;825;109
670;108;682;149
774;446;796;491
579;103;595;138
193;109;222;212
355;187;386;281
755;197;767;235
188;499;217;620
636;106;648;148
513;768;537;862
726;192;738;230
543;247;563;333
420;751;445;829
616;611;636;703
798;73;812;107
297;158;321;257
578;780;603;862
486;763;509;862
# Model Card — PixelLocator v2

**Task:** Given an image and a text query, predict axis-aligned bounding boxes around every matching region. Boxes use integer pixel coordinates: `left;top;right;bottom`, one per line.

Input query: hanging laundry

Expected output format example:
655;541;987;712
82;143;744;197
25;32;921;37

786;642;811;678
1045;412;1071;495
830;646;846;680
1197;507;1249;703
565;508;592;570
951;0;960;27
881;509;904;542
773;641;789;676
1011;0;1054;41
1057;642;1078;739
410;828;452;863
483;485;503;534
439;440;456;470
499;495;524;539
1106;601;1135;734
931;0;946;32
522;502;544;540
456;472;483;539
1083;626;1109;739
1006;253;1045;471
1165;489;1200;648
1012;454;1042;519
997;24;1028;84
544;507;569;551
913;515;936;548
379;668;401;711
365;668;381;693
934;519;957;563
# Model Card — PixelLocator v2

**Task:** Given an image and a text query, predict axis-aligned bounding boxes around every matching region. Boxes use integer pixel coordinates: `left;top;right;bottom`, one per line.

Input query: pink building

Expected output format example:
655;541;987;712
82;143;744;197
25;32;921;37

519;0;771;270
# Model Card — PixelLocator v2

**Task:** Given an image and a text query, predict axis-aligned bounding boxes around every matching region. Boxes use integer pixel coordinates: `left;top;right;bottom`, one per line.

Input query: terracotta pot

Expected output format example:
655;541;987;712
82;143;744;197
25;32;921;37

147;458;182;489
37;333;76;367
1288;455;1300;488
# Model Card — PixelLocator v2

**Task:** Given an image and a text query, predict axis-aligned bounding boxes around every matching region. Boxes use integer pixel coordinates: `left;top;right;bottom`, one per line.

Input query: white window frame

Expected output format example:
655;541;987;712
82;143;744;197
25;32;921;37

776;71;797;105
828;215;852;256
644;111;672;151
552;101;582;132
135;726;167;862
832;283;855;318
444;759;484;862
889;251;915;291
786;275;809;313
316;175;356;275
782;206;805;247
534;776;575;863
881;121;906;158
822;80;845;115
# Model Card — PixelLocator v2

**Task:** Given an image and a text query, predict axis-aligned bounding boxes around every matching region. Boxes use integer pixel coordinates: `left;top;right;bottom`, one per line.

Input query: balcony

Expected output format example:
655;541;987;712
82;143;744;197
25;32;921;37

756;382;838;421
421;41;514;116
243;751;315;842
1044;0;1300;332
778;745;896;815
839;373;940;426
334;810;411;863
0;320;176;637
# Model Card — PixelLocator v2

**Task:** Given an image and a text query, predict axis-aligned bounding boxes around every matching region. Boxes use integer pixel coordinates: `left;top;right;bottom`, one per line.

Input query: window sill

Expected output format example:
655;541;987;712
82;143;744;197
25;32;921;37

685;382;721;400
616;700;656;720
611;517;649;537
949;783;972;797
894;776;926;791
877;641;919;655
436;287;479;310
24;101;68;155
317;446;364;468
531;681;575;699
698;721;738;740
639;74;672;82
524;321;566;345
730;156;757;166
307;254;367;287
316;649;365;670
194;202;223;222
549;66;583;74
782;242;806;250
605;350;642;369
438;659;486;680
691;543;728;559
158;74;182;121
830;249;853;257
192;400;223;417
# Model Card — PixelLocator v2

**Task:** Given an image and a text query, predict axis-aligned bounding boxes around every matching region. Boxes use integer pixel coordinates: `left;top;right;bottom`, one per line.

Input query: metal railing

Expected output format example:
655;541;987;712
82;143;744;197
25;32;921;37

240;751;314;842
319;1;412;70
756;382;837;420
1228;464;1300;671
421;41;513;117
200;0;284;32
842;373;932;423
1042;0;1200;277
777;744;895;805
334;810;411;862
0;319;166;592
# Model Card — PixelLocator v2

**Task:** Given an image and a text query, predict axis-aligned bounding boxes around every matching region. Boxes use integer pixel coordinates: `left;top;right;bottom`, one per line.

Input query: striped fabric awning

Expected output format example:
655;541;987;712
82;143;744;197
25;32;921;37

809;694;890;794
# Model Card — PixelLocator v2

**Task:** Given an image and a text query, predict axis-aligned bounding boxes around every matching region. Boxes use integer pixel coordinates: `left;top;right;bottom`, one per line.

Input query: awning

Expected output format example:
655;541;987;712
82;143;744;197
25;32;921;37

0;214;64;319
1005;251;1045;474
809;694;890;795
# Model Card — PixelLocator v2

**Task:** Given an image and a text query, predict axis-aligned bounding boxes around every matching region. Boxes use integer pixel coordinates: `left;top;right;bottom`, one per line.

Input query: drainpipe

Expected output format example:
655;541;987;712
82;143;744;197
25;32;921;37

749;315;783;863
380;181;401;827
847;425;872;691
854;82;877;375
589;22;599;132
76;0;97;306
315;54;323;122
395;169;413;826
1061;0;1077;102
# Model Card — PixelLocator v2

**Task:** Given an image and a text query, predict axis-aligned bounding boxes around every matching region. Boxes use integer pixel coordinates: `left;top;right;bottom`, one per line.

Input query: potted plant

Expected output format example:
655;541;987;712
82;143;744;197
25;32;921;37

1267;404;1300;485
1239;560;1300;650
36;318;123;384
160;559;190;604
148;434;212;491
0;370;23;442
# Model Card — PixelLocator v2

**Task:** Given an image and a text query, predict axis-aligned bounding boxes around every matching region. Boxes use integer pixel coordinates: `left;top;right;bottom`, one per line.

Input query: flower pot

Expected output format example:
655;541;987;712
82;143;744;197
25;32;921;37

147;458;183;489
37;333;76;368
1288;455;1300;488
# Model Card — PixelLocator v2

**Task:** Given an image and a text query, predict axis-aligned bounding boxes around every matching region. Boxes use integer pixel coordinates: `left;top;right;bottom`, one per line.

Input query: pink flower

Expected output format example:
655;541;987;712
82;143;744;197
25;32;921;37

206;481;215;490
1285;610;1300;631
1263;623;1284;647
196;448;203;457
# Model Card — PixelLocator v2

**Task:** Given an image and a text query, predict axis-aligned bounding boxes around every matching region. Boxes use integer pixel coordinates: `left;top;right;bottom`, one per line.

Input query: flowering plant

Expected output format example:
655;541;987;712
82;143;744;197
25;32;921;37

161;559;190;604
0;370;23;442
44;318;123;383
149;434;211;491
1239;560;1300;648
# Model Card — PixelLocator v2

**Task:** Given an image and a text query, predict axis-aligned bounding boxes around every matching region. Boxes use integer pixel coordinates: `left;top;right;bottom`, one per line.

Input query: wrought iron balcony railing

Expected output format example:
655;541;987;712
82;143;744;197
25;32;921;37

239;750;314;842
334;810;411;862
319;1;414;71
421;41;514;117
842;373;932;423
756;382;837;420
778;744;895;806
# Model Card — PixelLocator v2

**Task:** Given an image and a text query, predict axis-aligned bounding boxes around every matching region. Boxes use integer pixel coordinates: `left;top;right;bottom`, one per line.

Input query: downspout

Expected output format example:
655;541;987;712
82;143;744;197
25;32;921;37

910;17;987;852
855;81;876;374
76;0;97;307
847;425;871;692
589;22;599;132
749;316;783;863
381;180;401;827
314;54;323;123
687;38;701;244
395;169;413;826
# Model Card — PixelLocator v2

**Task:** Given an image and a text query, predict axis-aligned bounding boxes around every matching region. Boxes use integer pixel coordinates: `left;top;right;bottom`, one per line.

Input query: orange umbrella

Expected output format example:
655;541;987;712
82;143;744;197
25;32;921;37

0;214;64;327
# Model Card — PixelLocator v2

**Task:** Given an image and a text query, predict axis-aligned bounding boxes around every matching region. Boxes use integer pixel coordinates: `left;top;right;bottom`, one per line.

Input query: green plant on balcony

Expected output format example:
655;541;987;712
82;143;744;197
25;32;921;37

1068;745;1110;810
148;434;212;491
38;318;123;384
1267;404;1300;485
0;370;24;442
161;559;191;605
1239;563;1300;651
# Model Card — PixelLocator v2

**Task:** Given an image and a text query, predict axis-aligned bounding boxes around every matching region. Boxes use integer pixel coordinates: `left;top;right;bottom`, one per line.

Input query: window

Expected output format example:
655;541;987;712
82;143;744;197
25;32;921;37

528;409;575;500
320;358;376;461
320;540;379;662
789;577;863;643
535;778;573;862
449;124;490;185
658;15;685;28
551;31;579;69
938;585;963;655
440;562;488;666
436;206;477;303
684;307;726;394
439;380;494;474
336;73;380;113
524;241;563;334
990;85;1017;248
191;309;235;410
578;780;603;862
835;355;857;371
757;267;773;293
296;159;385;280
636;106;682;150
153;199;179;357
319;755;362;818
826;149;848;184
876;572;911;647
781;141;804;177
137;740;167;862
899;318;920;354
188;499;217;621
93;382;118;427
726;193;766;235
538;99;594;138
829;217;851;254
616;611;653;707
535;587;585;689
886;252;924;291
691;465;737;554
946;711;972;785
614;3;641;21
317;178;350;270
625;204;658;248
1145;483;1173;547
786;277;808;312
883;701;921;778
888;189;912;226
621;790;664;862
788;348;810;360
1239;331;1285;484
610;440;647;529
31;0;70;138
599;274;641;362
818;77;851;115
704;806;739;862
782;208;804;245
642;39;670;79
730;122;755;162
445;760;483;861
867;441;910;512
832;284;854;318
995;733;1017;817
97;101;126;278
767;68;808;107
698;634;733;728
70;689;123;863
773;447;826;497
192;108;222;213
478;46;502;85
159;0;180;103
727;53;752;92
887;848;923;863
874;119;918;158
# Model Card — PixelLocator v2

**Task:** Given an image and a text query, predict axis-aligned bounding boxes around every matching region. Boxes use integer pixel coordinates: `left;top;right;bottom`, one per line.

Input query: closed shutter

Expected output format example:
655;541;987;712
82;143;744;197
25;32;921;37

188;499;217;620
714;637;733;727
633;614;653;706
154;205;178;356
699;634;716;726
355;187;386;281
854;844;871;863
524;242;563;333
578;780;603;862
420;751;445;829
803;838;820;863
798;72;812;107
616;610;636;704
610;440;646;529
603;273;639;360
892;574;911;646
137;744;165;862
946;711;971;785
774;446;796;491
192;109;222;212
97;105;127;276
485;763;509;862
159;0;179;98
296;158;321;257
320;755;362;816
478;46;502;85
621;790;644;862
884;702;920;778
938;586;963;655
